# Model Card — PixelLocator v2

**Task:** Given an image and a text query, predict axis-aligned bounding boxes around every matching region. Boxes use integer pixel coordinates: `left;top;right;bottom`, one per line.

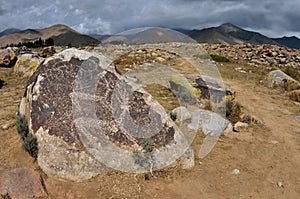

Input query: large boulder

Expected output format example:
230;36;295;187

20;48;193;181
0;47;17;68
14;53;44;77
264;69;300;90
0;167;47;199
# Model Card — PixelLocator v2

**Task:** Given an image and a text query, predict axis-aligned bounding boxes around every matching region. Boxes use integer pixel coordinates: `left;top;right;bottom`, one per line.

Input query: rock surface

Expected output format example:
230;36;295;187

0;167;47;199
204;44;300;69
0;47;17;68
233;121;249;132
21;48;192;180
264;69;300;89
14;53;44;77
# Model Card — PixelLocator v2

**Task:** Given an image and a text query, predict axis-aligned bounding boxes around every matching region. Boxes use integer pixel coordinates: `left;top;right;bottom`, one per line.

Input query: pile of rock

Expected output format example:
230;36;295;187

204;44;300;69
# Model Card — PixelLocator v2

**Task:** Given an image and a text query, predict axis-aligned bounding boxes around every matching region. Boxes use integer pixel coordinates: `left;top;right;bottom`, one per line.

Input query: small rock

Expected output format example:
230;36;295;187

277;181;284;188
266;106;274;111
269;140;279;144
295;116;300;121
171;106;192;122
231;169;240;175
0;168;47;198
234;121;249;132
1;120;15;130
280;109;292;115
295;129;300;134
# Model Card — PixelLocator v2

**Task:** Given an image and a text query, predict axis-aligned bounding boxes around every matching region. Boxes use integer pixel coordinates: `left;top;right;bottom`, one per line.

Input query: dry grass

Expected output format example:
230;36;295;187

0;68;29;127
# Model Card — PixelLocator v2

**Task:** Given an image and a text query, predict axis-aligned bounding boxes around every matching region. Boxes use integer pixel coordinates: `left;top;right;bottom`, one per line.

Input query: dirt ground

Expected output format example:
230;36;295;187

0;60;299;198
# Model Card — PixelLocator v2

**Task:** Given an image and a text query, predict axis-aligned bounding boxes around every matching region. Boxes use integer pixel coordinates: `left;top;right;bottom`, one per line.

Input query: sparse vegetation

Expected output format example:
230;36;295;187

132;138;155;175
210;54;230;62
283;66;300;82
225;100;242;123
16;113;38;158
1;193;11;199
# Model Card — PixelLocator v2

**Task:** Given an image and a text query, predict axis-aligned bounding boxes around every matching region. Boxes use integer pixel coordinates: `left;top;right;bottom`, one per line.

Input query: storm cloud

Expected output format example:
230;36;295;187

0;0;299;38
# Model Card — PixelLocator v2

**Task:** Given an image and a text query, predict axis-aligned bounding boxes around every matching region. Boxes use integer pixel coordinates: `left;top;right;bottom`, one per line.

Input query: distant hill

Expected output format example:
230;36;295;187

89;34;112;42
189;23;279;45
102;27;195;44
272;36;300;50
0;28;21;37
0;24;100;47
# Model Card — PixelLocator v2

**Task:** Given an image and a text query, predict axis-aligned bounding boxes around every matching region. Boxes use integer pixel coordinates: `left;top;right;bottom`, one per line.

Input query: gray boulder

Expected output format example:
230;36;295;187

264;69;300;89
20;48;192;181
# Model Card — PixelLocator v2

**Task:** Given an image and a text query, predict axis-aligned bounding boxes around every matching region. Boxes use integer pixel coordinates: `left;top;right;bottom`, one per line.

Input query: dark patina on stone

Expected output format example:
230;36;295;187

21;48;182;180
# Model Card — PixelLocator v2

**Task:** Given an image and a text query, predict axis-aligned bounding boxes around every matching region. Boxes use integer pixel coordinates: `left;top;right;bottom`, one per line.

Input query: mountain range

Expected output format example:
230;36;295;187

0;24;100;47
0;23;299;49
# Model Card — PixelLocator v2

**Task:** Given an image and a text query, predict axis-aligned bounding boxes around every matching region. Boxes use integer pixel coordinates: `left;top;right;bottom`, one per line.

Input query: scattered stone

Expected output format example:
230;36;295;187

295;116;300;121
38;46;56;58
0;167;47;199
295;129;300;134
241;114;264;127
204;44;300;69
189;109;232;136
1;120;15;130
0;47;17;68
171;106;191;122
277;181;284;188
235;67;247;73
231;169;240;175
266;106;274;111
269;140;279;144
233;121;249;132
280;109;292;115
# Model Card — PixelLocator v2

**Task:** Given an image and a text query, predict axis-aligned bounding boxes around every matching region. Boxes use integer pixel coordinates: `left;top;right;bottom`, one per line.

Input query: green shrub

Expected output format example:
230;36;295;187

23;133;38;158
132;138;154;173
210;54;230;62
142;138;154;153
16;113;29;140
16;113;38;158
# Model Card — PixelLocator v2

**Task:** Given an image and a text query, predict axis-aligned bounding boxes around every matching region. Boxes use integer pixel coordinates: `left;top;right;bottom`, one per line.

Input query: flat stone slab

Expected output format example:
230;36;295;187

0;168;47;199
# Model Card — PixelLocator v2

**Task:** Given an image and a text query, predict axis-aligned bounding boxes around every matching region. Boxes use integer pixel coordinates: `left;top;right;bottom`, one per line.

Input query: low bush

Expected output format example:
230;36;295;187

225;100;242;123
1;193;11;199
16;112;38;158
210;54;230;62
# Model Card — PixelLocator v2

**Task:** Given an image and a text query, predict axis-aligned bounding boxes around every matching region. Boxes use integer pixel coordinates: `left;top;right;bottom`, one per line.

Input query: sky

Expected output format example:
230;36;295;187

0;0;300;38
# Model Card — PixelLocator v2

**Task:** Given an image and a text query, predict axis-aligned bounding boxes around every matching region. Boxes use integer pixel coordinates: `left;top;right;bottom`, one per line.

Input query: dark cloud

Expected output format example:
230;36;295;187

0;0;299;38
0;6;6;16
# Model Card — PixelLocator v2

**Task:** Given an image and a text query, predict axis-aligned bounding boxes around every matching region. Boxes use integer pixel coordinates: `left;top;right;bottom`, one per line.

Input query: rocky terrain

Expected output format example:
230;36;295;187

0;42;299;198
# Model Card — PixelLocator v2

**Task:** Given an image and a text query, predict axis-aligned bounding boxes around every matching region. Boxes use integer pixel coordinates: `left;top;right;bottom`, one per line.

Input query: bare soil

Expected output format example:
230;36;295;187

0;60;299;198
